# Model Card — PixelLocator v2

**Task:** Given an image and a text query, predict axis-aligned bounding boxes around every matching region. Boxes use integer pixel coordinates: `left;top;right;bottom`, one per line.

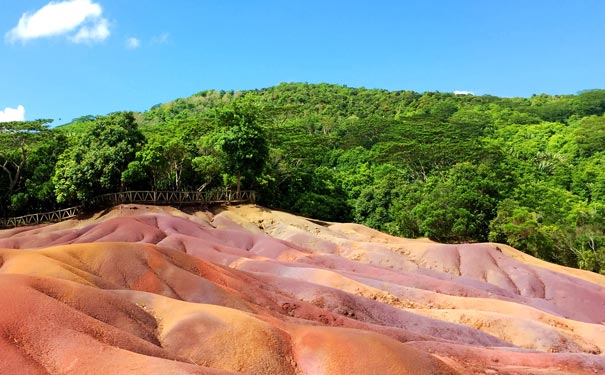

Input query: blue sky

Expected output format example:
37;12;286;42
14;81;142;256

1;0;604;125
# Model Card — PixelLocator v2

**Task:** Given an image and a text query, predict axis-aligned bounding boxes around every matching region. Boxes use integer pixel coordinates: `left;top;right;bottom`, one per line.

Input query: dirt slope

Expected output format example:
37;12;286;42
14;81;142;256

0;204;604;374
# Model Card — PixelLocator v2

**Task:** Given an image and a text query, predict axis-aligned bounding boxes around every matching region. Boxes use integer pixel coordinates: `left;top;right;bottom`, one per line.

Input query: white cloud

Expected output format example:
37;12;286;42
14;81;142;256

70;17;109;43
126;36;140;49
0;105;25;122
454;90;474;96
5;0;110;44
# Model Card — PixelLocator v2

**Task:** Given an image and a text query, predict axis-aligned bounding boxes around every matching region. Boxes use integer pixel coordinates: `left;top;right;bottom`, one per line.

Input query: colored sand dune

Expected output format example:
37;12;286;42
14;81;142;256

1;204;604;374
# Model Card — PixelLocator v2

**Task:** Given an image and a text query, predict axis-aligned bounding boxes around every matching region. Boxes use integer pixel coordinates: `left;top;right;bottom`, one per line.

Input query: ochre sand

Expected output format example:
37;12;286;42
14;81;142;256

0;204;604;374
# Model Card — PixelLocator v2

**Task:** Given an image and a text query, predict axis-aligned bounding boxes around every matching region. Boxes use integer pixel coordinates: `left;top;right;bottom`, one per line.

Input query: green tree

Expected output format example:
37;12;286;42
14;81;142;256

9;131;68;214
214;97;269;194
53;112;144;203
0;119;52;195
574;115;605;158
354;164;409;231
288;166;351;221
573;89;605;117
488;199;554;260
402;163;503;242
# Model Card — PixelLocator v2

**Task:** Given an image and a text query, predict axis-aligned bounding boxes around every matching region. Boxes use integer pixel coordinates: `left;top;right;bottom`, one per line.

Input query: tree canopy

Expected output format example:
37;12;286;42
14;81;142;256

53;112;144;203
213;96;269;193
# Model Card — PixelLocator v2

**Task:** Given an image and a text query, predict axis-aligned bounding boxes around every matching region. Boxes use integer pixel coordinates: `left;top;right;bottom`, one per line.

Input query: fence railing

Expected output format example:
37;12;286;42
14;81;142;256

91;189;255;207
0;190;255;229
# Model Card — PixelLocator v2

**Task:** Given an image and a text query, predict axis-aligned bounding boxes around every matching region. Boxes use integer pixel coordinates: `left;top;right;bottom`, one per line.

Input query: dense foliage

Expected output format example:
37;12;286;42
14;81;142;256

2;83;605;274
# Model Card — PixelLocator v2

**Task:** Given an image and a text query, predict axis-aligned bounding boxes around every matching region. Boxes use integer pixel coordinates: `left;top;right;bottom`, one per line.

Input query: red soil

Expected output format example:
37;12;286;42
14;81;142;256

0;203;604;374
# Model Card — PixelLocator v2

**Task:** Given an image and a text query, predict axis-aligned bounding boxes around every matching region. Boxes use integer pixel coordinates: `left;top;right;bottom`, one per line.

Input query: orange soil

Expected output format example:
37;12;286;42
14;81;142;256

0;203;603;374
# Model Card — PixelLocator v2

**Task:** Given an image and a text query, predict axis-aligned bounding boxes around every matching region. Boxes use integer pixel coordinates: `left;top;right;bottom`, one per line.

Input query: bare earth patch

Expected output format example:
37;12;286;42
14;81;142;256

0;204;604;374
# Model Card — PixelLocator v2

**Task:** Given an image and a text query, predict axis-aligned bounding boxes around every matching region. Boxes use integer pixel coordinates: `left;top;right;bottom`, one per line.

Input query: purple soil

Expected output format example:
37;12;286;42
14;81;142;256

0;203;604;374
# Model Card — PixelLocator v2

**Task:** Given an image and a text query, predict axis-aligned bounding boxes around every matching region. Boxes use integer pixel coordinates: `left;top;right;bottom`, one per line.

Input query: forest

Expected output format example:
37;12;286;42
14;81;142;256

2;83;605;274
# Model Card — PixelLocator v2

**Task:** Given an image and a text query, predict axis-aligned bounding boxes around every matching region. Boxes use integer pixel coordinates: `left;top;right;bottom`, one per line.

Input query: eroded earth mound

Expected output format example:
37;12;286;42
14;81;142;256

0;204;604;374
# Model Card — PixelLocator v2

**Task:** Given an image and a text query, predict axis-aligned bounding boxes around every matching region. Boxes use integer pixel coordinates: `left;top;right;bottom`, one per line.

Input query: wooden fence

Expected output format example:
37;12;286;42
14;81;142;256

0;206;83;229
0;190;255;229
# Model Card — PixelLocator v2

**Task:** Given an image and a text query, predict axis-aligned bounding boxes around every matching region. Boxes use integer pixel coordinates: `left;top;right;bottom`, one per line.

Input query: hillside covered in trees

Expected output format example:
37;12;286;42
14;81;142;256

2;83;605;273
